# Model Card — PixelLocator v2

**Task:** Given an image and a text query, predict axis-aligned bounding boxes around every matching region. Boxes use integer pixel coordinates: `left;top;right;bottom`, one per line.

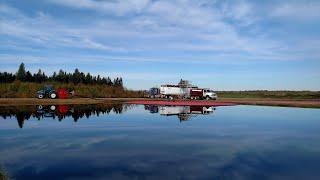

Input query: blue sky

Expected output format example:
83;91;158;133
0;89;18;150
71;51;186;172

0;0;319;90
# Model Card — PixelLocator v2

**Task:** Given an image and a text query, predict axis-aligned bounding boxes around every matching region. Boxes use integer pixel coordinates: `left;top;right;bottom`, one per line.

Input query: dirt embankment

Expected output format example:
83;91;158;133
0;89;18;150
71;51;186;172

0;98;319;108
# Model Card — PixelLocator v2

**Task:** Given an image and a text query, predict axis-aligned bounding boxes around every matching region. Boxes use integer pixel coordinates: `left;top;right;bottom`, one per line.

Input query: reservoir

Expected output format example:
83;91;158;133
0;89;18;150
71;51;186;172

0;103;319;180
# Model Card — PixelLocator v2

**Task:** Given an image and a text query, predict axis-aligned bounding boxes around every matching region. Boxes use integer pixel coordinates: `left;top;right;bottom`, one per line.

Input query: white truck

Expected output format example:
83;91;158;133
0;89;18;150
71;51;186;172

151;79;218;100
159;86;217;100
190;89;218;100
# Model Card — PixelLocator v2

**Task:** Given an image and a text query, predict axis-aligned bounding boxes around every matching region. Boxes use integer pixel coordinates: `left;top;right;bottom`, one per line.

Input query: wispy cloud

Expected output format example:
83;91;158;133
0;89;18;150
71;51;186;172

1;0;320;90
49;0;150;16
1;1;319;62
271;1;320;21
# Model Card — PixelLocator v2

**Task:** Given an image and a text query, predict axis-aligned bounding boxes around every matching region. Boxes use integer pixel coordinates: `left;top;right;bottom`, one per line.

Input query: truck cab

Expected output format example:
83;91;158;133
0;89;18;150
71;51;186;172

203;89;218;100
190;88;218;100
148;87;160;98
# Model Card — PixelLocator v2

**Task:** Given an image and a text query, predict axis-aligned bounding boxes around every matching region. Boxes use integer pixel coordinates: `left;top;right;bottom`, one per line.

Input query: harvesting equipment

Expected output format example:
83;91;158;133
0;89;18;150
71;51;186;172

37;85;57;99
37;85;74;99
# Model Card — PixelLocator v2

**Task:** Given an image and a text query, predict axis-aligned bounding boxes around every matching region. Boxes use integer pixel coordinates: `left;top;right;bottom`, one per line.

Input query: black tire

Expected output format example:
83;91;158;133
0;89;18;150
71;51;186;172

50;105;56;111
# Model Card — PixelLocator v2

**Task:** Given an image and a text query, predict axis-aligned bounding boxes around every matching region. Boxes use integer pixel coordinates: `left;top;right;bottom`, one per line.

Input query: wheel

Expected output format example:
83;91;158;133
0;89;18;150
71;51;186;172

38;94;44;99
37;105;43;110
50;105;56;111
50;93;57;99
206;96;210;100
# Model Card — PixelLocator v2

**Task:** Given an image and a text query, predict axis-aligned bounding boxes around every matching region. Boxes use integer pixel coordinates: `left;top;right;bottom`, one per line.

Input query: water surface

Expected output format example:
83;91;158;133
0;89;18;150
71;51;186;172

0;103;319;180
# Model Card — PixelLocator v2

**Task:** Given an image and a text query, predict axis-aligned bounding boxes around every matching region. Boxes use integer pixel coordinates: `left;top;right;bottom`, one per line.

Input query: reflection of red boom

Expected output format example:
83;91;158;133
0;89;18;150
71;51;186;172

58;105;69;114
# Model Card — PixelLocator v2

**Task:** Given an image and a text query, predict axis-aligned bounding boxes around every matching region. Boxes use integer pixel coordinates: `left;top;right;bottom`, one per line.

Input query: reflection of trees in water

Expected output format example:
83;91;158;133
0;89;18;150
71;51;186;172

0;103;132;128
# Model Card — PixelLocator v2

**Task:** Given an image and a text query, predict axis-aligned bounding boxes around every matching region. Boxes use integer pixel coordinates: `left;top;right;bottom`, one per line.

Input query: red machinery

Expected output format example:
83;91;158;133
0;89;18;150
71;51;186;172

57;88;69;99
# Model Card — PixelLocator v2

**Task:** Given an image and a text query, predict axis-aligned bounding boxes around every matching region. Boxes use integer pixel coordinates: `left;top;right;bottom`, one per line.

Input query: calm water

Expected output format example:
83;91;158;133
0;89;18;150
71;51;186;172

0;103;320;180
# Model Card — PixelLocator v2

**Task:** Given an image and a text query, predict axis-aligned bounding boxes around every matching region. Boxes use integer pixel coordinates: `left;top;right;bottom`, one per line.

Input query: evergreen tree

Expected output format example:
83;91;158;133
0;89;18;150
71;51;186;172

52;72;57;81
97;75;101;85
2;63;125;86
16;63;26;81
107;77;112;86
57;70;64;82
113;78;119;86
34;69;43;83
85;73;92;84
118;77;123;87
0;72;15;83
72;68;81;84
25;71;33;82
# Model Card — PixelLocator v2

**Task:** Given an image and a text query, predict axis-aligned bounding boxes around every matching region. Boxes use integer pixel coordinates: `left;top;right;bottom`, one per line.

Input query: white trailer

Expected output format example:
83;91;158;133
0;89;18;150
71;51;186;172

159;85;193;99
160;85;183;96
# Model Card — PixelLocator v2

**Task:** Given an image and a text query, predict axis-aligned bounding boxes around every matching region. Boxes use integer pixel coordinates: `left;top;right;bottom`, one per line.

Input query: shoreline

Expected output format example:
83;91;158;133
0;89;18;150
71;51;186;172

0;98;319;108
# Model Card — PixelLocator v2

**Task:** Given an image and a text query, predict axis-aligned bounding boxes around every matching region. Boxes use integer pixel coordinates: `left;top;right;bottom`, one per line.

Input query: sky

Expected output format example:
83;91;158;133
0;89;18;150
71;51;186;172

0;0;319;90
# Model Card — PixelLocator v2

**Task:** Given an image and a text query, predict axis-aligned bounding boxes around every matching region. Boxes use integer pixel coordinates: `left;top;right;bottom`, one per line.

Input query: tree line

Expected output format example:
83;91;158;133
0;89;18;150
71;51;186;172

0;63;123;87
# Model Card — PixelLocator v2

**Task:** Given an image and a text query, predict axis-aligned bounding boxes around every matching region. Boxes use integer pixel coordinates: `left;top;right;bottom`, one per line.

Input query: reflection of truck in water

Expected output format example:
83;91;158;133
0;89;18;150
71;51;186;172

149;79;217;100
159;106;215;115
144;105;215;121
144;105;159;113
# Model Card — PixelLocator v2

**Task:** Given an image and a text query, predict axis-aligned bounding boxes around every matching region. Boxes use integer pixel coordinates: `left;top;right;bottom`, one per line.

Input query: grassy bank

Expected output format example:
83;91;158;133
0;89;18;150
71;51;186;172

0;82;144;98
216;91;320;99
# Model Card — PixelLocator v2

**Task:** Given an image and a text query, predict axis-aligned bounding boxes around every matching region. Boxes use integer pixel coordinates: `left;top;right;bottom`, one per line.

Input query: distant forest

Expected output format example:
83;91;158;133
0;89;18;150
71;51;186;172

0;63;123;87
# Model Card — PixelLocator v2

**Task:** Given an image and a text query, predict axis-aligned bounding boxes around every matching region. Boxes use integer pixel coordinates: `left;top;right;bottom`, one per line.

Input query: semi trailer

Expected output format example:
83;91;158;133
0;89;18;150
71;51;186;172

159;85;193;99
148;80;218;100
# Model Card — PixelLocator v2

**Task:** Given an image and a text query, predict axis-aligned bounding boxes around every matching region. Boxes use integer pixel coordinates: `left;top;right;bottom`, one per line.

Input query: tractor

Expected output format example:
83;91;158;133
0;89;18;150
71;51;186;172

36;85;57;99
